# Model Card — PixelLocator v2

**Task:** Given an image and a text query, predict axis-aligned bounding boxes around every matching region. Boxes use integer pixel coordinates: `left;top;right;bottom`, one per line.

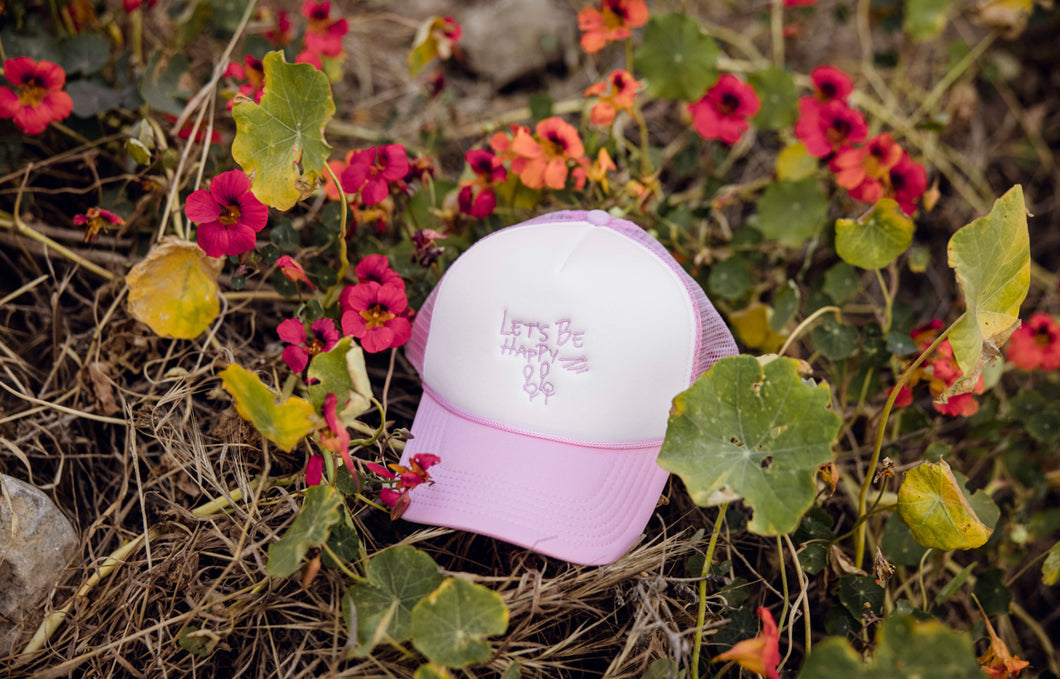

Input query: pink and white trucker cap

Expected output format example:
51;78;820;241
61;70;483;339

399;210;737;565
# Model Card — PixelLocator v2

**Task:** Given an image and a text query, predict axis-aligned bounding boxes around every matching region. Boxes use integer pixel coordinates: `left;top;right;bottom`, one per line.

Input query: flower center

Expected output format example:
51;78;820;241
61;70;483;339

360;304;395;329
543;131;566;157
719;92;741;115
306;337;326;356
826;119;851;145
219;204;241;225
17;79;48;108
1035;328;1057;347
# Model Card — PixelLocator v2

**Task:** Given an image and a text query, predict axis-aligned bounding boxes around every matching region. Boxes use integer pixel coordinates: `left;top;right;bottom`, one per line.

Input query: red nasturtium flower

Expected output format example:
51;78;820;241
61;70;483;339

184;169;269;258
887;151;928;215
715;607;781;679
0;57;74;135
411;228;447;267
810;65;853;102
584;69;642;126
224;55;265;107
341;144;410;206
577;0;649;53
340;281;412;353
74;207;124;242
262;8;293;46
301;0;348;57
277;317;340;374
1006;313;1060;371
366;453;441;518
689;74;762;145
830;132;904;204
891;320;985;417
319;393;355;476
571;147;617;192
795;97;868;158
356;254;405;289
305;454;324;486
510;117;586;190
458;148;507;219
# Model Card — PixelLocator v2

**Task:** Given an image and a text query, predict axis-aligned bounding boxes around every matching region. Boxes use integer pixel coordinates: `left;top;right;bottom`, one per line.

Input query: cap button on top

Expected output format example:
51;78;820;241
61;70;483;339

587;209;610;226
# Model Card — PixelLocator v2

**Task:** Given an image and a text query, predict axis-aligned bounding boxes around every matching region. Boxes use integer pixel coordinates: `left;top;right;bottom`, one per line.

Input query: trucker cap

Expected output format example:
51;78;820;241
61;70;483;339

399;210;738;565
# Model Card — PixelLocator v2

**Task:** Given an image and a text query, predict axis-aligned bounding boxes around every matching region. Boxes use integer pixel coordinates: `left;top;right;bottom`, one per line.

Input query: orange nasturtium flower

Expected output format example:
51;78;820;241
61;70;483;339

509;117;586;190
585;69;642;126
714;607;780;679
577;0;649;53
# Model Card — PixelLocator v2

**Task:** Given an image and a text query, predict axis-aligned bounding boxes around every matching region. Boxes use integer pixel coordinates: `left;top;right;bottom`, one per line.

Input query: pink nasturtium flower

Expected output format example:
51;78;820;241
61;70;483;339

689;74;761;145
301;0;348;58
795;97;868;158
184;170;269;258
341;144;409;206
715;607;781;679
305;454;324;486
356;253;405;289
74;207;124;242
577;0;649;53
887;151;928;215
891;320;985;417
458;148;507;219
262;8;293;46
411;228;448;267
277;317;340;373
276;255;315;290
830;132;904;205
810;65;853;102
0;57;74;135
224;55;265;107
366;453;441;519
340;281;412;353
584;69;642;126
508;117;586;190
1007;313;1060;371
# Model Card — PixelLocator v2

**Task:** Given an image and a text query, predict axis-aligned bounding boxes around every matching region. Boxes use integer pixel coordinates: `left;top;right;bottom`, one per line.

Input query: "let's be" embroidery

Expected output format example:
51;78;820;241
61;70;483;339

498;309;589;405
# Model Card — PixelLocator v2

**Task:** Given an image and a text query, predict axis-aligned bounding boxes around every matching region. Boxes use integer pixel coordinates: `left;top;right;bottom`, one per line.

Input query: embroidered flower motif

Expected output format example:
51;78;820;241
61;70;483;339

689;74;761;145
830;132;904;204
0;57;74;135
585;69;642;126
578;0;649;53
184;169;269;258
356;254;405;289
715;607;781;679
340;144;409;206
301;0;348;58
276;255;315;290
887;151;928;215
277;317;340;374
1006;313;1060;371
366;453;441;519
74;207;124;243
340;281;412;353
810;65;853;102
319;393;355;476
510;117;586;190
795;97;868;158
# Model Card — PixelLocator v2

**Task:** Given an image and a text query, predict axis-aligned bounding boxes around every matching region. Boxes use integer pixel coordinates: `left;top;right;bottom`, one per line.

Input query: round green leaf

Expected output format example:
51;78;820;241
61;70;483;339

771;280;801;332
321;520;360;569
904;0;949;41
835;199;915;270
822;261;860;305
306;337;373;425
232;50;336;210
839;574;884;620
633;13;719;101
658;355;842;536
748;67;798;130
757;178;829;246
343;546;445;656
945;185;1030;396
799;614;982;679
811;315;859;361
973;567;1012;616
411;577;509;668
266;485;342;577
414;663;454;679
708;256;752;301
897;459;993;551
880;512;929;567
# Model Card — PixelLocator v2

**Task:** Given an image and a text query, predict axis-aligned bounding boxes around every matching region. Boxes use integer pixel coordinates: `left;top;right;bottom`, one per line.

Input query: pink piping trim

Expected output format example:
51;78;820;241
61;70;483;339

419;383;665;450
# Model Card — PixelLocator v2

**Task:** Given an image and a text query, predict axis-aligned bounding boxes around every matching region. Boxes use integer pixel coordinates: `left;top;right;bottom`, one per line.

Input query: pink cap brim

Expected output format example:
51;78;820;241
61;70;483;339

398;389;671;566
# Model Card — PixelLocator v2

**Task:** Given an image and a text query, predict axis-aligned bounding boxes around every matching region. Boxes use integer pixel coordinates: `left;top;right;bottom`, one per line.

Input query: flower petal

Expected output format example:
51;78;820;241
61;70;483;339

282;344;310;373
185;189;222;223
210;169;252;203
195;222;229;257
277;318;308;344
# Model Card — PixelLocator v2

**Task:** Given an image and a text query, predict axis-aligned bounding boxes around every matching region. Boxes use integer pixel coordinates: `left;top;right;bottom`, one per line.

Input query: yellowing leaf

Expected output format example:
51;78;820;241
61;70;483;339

945;185;1030;398
728;303;787;353
408;16;454;76
835;199;915;270
125;238;222;339
219;364;316;452
1043;540;1060;586
231;51;335;210
897;459;993;551
775;142;817;182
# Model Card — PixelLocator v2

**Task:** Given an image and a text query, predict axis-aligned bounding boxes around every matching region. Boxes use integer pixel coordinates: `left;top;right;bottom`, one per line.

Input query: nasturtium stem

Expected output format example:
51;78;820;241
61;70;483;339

770;0;784;67
777;306;840;357
874;268;895;334
691;502;728;679
322;161;350;308
854;315;961;569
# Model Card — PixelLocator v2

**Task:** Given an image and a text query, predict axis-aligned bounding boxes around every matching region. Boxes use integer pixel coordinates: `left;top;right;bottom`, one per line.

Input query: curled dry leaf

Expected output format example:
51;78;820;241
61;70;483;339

125;237;224;339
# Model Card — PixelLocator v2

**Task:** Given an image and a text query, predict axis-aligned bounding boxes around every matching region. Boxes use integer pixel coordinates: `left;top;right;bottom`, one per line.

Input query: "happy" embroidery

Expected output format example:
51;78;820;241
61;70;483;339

498;309;589;405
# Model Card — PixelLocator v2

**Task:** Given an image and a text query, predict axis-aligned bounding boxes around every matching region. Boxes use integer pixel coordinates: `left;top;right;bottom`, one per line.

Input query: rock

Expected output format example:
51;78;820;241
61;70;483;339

0;474;79;655
457;0;579;89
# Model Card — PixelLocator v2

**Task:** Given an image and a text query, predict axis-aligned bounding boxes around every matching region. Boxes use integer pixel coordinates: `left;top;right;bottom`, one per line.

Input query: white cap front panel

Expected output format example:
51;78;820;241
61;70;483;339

420;220;697;443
